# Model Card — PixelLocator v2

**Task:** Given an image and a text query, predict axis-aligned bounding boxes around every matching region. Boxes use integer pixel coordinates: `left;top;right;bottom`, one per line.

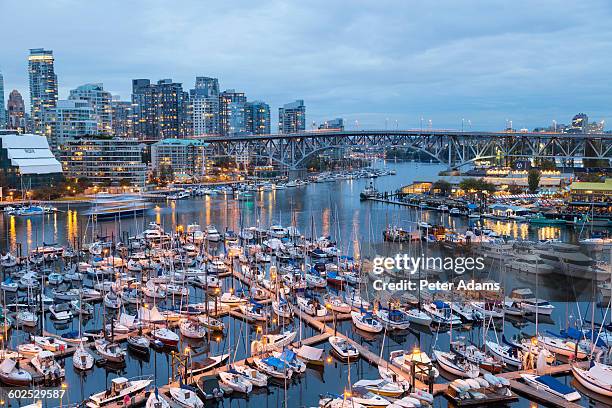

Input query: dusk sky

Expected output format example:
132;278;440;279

2;0;611;131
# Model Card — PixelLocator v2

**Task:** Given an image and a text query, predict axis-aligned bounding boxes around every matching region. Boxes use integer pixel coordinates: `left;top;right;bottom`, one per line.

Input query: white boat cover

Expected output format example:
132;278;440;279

296;345;324;361
0;358;16;374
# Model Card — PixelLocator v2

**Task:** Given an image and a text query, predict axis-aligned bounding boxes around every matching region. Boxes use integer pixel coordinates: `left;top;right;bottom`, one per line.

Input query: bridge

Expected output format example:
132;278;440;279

202;130;612;170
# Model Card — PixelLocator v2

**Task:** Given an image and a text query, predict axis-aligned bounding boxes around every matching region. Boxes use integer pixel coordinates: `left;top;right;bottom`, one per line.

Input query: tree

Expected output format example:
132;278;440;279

528;169;541;193
508;183;523;195
119;179;132;187
432;180;452;196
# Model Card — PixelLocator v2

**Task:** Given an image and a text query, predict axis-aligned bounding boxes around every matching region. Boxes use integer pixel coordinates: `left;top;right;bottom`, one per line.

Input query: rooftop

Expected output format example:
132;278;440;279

569;178;612;192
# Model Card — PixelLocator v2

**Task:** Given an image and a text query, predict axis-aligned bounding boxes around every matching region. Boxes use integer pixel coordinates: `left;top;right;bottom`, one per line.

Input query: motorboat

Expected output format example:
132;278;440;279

404;308;433;326
351;311;383;333
88;377;151;408
169;384;204;408
390;347;439;380
432;350;480;378
508;288;555;315
49;303;73;321
297;296;327;317
329;336;360;360
423;301;462;325
218;371;253;393
17;343;43;357
375;308;411;330
16;310;38;327
205;225;221;242
521;374;581;402
272;349;307;373
353;379;404;398
350;387;390;407
232;365;268;387
32;336;68;352
146;389;170;408
0;359;33;386
127;335;151;355
31;350;65;380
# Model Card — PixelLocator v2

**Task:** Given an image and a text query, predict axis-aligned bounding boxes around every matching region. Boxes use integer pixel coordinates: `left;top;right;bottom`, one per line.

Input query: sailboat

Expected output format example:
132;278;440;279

73;342;94;370
218;370;254;393
572;361;612;397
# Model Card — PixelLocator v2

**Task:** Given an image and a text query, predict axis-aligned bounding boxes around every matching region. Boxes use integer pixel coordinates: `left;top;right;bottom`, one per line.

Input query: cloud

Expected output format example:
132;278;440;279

1;0;611;130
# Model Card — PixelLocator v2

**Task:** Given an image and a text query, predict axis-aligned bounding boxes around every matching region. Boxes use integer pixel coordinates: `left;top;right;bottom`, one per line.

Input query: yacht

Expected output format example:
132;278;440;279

359;182;378;200
533;242;608;281
84;194;151;220
508;288;555;315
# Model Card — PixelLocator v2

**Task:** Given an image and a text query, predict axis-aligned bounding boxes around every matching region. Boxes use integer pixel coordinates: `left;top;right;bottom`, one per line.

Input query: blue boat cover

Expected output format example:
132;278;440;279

280;349;297;362
262;357;288;370
535;375;576;395
433;300;449;309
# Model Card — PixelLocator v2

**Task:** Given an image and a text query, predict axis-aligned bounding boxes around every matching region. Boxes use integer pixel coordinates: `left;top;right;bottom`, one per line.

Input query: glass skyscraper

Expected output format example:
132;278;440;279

190;76;220;136
278;100;305;134
219;89;246;136
245;101;271;135
28;48;58;136
69;83;113;135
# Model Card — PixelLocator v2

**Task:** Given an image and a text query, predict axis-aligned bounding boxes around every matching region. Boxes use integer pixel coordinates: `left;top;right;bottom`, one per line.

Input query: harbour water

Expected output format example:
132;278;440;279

1;161;611;407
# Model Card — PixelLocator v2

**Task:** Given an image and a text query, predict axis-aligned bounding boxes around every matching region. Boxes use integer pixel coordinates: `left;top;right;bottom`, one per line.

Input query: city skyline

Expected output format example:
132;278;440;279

2;0;612;131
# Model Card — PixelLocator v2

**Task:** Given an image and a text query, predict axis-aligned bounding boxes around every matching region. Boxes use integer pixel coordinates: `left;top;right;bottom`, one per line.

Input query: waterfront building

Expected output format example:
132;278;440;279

47;99;98;151
60;137;146;186
219;89;246;136
190;77;220;136
569;178;612;205
278;100;305;134
318;118;344;131
151;138;211;181
28;48;58;136
7;90;27;133
131;79;190;141
69;83;113;135
110;98;133;138
0;71;5;128
0;133;63;189
245;101;270;135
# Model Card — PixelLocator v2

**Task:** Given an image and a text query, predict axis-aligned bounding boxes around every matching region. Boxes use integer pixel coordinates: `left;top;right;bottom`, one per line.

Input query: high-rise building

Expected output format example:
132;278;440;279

110;97;133;138
190;77;220;136
28;48;58;136
47;99;98;151
60;137;146;186
278;100;305;134
7;90;27;133
245;101;270;135
131;79;155;140
69;83;113;135
154;79;190;139
0;71;5;128
131;78;190;141
219;89;247;136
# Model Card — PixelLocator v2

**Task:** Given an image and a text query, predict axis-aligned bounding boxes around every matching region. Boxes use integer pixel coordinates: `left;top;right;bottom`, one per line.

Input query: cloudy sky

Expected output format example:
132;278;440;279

1;0;611;131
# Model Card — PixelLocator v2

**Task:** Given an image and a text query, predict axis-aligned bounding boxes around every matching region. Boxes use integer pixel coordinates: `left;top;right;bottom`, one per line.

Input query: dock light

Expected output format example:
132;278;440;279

531;337;538;346
61;382;67;390
326;356;332;364
215;336;221;342
325;303;331;310
344;391;352;399
272;318;277;324
184;346;191;355
229;288;234;294
256;326;262;333
412;345;420;354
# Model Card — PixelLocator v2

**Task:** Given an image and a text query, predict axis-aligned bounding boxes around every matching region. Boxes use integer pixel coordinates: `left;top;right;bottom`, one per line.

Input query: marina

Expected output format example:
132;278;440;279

0;162;611;408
